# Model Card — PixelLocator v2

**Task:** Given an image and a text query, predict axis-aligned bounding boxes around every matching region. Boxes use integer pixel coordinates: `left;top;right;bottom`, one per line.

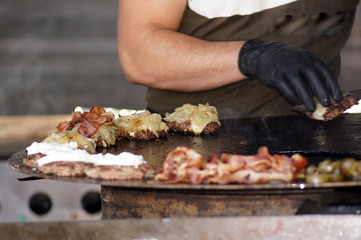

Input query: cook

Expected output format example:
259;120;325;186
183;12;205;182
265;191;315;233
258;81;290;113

117;0;359;119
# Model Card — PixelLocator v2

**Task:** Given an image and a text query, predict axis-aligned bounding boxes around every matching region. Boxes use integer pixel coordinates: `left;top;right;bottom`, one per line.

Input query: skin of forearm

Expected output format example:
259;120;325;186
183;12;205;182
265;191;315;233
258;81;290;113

118;25;247;92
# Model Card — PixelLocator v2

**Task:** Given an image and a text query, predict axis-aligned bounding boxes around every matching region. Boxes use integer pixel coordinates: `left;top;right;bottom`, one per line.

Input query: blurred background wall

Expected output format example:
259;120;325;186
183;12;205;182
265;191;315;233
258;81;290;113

0;0;147;115
0;0;360;115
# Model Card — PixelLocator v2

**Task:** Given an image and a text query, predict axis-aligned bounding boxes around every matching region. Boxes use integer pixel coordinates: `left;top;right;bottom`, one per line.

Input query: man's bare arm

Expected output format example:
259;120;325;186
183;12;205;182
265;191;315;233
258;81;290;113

117;0;247;92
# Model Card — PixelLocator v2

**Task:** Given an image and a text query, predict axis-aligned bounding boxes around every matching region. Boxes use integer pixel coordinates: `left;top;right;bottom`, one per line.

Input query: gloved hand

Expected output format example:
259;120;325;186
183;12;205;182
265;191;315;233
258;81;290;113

238;39;343;112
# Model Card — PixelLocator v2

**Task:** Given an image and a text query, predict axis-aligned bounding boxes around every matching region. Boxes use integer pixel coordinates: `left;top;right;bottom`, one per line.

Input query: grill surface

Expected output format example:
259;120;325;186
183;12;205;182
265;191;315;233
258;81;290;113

8;113;361;218
8;113;361;189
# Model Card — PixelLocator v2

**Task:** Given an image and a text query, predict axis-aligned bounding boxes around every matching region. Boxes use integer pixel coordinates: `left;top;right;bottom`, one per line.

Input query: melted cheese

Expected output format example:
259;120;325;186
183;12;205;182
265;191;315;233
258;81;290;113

164;103;221;133
115;110;169;136
26;142;146;167
312;102;328;120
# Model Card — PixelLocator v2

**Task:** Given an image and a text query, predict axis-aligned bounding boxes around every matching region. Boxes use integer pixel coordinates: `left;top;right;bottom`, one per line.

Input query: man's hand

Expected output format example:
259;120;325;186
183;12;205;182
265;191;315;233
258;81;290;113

238;39;343;112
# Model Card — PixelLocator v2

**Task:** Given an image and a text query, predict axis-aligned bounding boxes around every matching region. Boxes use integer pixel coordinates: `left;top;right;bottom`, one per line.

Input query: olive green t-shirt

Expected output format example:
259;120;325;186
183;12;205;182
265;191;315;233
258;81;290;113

146;0;359;119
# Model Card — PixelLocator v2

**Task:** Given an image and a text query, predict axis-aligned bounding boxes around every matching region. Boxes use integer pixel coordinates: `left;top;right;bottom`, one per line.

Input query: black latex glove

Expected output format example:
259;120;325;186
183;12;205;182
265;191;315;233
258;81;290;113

238;39;343;112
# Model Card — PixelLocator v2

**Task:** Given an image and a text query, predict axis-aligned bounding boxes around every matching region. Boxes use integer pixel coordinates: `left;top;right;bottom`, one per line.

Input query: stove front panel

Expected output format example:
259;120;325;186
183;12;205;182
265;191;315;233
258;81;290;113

0;161;101;223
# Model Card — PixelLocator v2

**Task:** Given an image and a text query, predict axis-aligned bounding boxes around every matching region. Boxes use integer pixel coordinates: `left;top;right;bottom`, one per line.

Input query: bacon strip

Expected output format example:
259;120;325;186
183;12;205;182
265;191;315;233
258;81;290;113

155;146;308;185
154;146;203;183
57;106;115;138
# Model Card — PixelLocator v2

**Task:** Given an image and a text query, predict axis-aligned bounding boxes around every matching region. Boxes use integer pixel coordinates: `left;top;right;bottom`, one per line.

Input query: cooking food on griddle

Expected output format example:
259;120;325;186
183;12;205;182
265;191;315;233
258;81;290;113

294;94;358;121
155;146;308;184
21;106;157;179
114;110;169;140
48;106;117;153
20;104;222;180
163;103;221;135
23;142;153;179
306;157;361;183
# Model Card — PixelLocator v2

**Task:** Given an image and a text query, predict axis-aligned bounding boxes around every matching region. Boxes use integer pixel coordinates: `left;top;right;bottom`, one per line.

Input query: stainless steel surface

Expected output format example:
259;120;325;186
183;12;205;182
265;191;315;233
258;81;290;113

1;215;361;240
0;161;101;223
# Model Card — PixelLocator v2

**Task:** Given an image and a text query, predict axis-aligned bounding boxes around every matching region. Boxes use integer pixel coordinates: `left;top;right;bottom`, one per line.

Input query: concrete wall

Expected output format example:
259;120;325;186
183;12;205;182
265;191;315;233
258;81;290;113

0;0;147;115
0;1;360;115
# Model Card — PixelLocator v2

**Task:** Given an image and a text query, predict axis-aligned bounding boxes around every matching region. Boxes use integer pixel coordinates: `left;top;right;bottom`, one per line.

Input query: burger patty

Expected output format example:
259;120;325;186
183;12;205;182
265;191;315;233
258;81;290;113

23;153;45;168
23;153;154;179
23;153;90;177
167;121;221;135
116;129;168;140
306;94;358;120
321;94;358;120
84;164;155;180
38;162;91;177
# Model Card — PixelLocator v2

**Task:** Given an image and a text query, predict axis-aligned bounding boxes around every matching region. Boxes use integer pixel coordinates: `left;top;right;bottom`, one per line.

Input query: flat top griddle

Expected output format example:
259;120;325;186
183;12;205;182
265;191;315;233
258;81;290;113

8;114;361;190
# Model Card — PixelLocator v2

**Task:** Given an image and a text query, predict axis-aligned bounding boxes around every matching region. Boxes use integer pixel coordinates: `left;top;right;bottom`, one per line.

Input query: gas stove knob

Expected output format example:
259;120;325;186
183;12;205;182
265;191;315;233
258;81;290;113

29;193;52;215
81;191;101;214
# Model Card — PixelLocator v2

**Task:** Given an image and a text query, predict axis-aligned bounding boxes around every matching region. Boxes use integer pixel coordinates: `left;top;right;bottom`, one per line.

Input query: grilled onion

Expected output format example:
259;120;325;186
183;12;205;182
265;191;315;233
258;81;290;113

306;157;361;183
341;158;361;179
43;124;96;153
92;124;117;148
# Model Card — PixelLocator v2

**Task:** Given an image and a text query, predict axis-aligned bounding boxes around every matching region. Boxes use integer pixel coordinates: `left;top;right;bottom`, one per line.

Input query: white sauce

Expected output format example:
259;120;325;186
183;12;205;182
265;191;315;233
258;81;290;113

344;99;361;113
26;142;146;167
74;106;146;119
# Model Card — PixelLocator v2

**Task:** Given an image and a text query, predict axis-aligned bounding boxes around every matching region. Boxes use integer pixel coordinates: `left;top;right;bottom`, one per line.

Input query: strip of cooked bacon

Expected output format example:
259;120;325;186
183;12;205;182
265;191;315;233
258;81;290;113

77;112;107;138
155;146;308;185
154;146;203;183
57;106;115;138
57;121;72;132
89;106;105;115
71;111;83;122
57;111;82;132
205;147;307;184
206;152;294;184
